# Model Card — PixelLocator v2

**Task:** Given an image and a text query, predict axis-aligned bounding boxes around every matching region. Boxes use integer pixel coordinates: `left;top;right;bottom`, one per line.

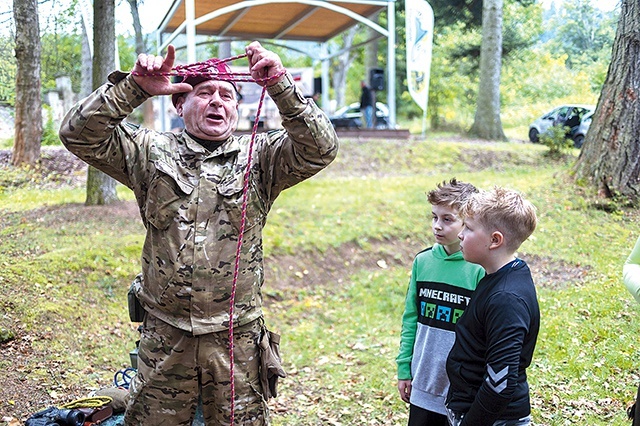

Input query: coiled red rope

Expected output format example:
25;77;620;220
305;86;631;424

135;53;285;426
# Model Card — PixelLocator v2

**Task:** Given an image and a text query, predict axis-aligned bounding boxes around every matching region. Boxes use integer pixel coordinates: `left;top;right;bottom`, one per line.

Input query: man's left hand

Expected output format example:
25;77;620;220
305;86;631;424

245;41;287;87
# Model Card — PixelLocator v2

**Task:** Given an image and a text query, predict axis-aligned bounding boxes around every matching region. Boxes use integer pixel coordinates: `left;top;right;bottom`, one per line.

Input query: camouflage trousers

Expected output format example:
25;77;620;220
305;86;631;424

124;314;269;426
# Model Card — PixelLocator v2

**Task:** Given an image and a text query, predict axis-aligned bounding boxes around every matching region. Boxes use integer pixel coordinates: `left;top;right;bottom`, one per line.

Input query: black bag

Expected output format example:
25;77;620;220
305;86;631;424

128;274;145;323
259;329;286;399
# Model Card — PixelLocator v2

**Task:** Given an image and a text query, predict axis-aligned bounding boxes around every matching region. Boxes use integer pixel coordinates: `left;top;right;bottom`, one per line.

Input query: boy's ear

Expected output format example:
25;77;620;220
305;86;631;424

489;231;504;249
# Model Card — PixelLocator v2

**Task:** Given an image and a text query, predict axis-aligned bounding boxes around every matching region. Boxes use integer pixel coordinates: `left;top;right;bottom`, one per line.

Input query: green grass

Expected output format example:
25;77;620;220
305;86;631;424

1;136;639;425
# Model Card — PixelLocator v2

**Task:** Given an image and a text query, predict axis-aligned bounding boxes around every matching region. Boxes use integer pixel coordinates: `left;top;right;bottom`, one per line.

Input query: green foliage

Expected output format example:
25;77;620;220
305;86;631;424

539;124;574;157
429;0;536;29
41;33;83;93
117;35;138;72
544;0;617;72
41;105;61;146
0;36;17;106
425;22;477;129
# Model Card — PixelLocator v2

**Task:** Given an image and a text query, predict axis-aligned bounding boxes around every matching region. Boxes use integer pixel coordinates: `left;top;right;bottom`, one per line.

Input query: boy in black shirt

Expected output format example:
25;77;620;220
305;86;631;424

446;187;539;426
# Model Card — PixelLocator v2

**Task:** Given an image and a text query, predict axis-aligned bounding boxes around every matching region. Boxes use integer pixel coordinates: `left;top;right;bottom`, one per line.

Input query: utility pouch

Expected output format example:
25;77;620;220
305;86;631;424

127;274;145;323
259;329;286;399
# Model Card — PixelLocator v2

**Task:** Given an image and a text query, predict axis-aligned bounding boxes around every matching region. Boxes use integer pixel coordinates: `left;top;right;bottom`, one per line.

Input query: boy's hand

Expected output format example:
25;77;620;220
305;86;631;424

398;379;412;403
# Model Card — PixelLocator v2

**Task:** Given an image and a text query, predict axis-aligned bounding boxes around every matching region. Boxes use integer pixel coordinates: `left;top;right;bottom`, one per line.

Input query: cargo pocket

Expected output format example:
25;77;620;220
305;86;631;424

258;328;286;399
144;162;194;230
218;173;266;233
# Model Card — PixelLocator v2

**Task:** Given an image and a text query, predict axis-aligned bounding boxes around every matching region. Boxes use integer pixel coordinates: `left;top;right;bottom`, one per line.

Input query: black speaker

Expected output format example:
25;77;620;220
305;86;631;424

369;68;384;91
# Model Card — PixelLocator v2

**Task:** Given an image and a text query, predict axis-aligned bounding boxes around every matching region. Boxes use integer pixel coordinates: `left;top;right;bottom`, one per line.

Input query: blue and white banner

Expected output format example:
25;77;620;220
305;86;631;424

406;0;434;112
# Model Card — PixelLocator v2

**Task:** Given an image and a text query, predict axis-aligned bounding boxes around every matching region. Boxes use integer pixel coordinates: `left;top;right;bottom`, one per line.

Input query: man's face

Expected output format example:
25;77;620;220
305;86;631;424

175;80;238;141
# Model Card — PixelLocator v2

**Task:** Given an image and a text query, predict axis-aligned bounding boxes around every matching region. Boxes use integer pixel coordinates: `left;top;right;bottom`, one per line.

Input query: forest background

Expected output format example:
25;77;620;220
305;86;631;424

0;0;620;143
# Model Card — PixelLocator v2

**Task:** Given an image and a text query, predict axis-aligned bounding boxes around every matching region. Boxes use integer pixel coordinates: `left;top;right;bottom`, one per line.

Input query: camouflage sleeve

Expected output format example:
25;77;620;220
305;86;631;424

58;72;151;188
258;72;339;200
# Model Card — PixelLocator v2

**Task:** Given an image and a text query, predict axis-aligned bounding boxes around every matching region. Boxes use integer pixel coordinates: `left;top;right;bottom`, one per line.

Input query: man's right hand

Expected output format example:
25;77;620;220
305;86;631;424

132;45;192;97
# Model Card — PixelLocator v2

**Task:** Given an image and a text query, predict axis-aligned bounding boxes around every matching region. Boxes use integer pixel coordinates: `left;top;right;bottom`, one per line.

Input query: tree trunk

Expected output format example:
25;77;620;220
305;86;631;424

86;0;119;205
12;0;42;167
574;0;640;205
468;0;507;141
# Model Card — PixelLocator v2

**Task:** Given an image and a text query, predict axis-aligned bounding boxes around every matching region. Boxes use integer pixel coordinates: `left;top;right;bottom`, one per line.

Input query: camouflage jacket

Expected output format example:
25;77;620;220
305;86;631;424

59;71;339;335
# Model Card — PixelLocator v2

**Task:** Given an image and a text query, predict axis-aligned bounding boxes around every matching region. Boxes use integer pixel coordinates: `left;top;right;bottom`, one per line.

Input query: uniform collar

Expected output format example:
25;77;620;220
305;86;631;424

183;132;241;158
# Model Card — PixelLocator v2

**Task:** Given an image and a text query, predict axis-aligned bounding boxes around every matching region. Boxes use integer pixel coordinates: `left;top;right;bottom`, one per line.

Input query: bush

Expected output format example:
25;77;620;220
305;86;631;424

539;124;574;157
41;105;61;146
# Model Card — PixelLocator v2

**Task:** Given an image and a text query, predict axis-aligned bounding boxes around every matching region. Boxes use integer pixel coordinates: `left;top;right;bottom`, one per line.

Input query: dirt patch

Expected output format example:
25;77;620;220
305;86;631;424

265;241;589;297
0;147;88;190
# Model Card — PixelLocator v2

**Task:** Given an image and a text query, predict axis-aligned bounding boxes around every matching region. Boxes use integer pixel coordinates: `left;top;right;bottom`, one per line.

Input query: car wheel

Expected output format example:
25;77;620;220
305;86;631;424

573;135;585;148
528;128;539;143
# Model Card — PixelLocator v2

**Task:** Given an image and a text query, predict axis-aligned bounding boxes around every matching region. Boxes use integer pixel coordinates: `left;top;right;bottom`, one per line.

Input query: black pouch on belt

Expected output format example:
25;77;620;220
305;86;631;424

259;329;287;399
127;274;145;323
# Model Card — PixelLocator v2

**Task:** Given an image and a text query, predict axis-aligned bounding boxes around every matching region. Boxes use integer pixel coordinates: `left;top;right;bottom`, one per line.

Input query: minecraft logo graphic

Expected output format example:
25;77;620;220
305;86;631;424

421;302;466;324
422;302;436;318
436;305;452;322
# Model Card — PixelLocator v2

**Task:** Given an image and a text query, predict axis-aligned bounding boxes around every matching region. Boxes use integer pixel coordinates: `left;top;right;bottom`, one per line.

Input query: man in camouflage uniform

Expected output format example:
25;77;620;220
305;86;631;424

59;41;339;425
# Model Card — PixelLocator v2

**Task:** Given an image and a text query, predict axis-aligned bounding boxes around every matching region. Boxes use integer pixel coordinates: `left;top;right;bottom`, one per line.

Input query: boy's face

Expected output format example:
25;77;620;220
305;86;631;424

431;204;464;255
457;214;492;267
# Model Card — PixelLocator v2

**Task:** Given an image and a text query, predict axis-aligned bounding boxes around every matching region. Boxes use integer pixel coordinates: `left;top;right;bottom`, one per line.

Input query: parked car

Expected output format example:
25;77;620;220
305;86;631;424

528;104;594;148
329;102;390;129
571;111;593;148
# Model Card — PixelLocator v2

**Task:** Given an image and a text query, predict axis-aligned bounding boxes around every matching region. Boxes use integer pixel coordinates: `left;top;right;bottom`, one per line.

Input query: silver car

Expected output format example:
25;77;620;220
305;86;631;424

571;111;593;148
529;104;594;147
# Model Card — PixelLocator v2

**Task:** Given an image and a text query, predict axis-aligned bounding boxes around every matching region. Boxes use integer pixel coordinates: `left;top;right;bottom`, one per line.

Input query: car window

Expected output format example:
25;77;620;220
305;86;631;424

556;107;570;119
579;107;591;118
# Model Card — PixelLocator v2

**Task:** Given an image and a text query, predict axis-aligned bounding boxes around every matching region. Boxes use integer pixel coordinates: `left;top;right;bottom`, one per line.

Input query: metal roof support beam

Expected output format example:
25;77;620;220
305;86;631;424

387;0;396;128
321;42;330;113
186;0;197;62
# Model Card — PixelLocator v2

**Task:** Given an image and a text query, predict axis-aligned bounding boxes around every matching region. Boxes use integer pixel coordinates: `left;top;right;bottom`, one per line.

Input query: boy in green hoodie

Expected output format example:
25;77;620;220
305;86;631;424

397;178;485;426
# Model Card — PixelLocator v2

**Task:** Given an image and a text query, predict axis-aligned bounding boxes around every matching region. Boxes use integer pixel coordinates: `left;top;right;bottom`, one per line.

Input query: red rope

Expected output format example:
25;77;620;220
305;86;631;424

228;83;268;426
134;53;286;426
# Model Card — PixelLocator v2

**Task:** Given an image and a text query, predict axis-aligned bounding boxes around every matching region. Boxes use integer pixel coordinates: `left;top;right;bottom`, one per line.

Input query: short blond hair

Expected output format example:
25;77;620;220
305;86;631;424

427;178;478;211
461;186;537;251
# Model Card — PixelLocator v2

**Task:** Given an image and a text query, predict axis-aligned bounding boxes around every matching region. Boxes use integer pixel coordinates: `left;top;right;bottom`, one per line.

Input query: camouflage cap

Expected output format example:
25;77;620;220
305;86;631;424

171;60;238;107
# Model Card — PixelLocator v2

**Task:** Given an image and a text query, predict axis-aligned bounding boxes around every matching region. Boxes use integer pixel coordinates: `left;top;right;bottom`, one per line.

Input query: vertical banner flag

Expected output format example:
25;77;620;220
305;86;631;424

406;0;434;113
